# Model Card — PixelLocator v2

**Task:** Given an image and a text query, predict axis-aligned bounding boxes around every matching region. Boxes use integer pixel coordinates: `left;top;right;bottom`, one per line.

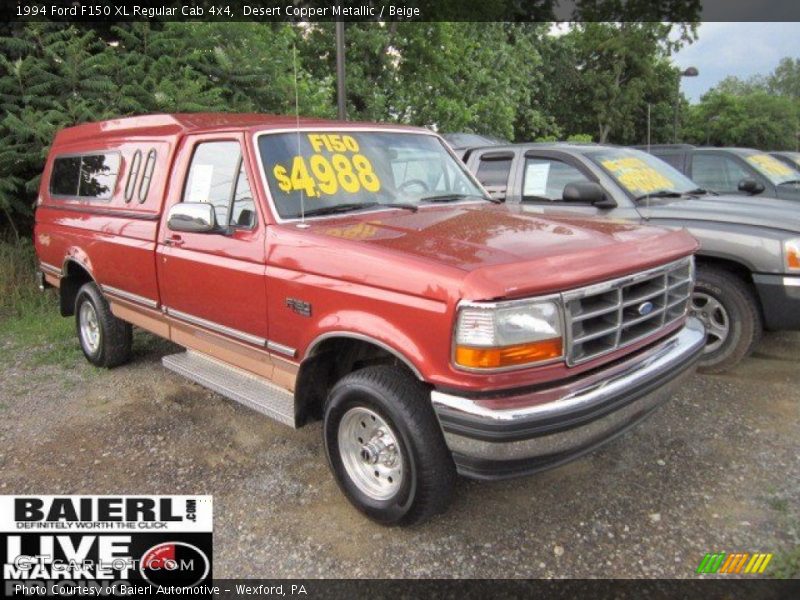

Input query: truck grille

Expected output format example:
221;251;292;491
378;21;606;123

563;257;694;366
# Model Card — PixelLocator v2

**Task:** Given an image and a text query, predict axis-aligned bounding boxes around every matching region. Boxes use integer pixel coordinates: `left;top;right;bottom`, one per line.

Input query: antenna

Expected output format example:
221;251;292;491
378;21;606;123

293;44;309;229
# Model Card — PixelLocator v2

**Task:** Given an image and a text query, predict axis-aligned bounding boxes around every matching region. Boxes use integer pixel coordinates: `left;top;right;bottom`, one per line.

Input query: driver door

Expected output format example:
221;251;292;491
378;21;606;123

157;134;270;359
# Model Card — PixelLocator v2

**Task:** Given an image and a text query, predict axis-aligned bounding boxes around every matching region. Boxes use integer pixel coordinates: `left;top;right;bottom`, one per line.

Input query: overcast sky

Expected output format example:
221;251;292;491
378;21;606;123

671;22;799;103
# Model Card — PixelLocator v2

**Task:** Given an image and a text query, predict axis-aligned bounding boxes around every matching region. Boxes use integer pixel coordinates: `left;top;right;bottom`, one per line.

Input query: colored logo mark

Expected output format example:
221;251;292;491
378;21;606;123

696;552;773;574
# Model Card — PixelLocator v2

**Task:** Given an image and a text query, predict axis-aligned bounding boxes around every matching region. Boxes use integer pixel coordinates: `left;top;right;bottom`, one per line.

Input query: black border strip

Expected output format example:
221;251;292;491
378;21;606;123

3;1;800;23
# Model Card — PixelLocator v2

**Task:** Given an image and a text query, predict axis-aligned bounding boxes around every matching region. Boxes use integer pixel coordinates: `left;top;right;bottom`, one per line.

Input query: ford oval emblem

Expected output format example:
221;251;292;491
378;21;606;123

637;301;655;316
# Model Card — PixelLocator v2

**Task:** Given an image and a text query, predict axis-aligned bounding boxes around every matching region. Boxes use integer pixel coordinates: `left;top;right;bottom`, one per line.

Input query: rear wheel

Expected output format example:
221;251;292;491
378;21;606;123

691;266;761;373
323;365;456;525
75;282;132;368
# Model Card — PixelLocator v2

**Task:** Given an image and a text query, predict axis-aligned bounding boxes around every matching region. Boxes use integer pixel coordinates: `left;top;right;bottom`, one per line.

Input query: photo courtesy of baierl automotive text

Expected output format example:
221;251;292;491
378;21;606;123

0;0;798;595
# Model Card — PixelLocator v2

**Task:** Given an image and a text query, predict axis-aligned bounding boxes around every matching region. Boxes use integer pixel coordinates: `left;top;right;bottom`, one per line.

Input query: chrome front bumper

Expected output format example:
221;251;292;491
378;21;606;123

431;317;706;480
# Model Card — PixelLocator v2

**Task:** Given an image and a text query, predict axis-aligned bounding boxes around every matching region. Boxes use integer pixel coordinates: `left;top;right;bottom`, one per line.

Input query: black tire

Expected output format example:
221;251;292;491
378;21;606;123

692;266;762;373
323;365;457;526
75;282;132;368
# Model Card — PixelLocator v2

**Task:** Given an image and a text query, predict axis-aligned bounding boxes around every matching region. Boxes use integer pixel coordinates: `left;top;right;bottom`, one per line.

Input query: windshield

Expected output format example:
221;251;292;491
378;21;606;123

258;130;486;219
784;152;800;169
744;152;800;185
587;147;700;197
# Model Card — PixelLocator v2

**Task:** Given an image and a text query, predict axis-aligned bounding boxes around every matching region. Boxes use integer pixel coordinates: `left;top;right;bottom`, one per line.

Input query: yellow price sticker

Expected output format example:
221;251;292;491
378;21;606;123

601;157;674;194
272;134;382;197
746;154;795;177
272;153;381;197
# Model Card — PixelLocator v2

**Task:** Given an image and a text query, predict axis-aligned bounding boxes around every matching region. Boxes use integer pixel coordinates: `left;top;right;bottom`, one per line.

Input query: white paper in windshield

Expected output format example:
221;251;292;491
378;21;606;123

524;162;550;196
187;165;214;203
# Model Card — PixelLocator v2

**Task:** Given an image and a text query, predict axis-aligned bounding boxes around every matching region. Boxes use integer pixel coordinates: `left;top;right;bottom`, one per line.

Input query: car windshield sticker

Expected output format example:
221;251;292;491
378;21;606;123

187;164;214;203
600;157;674;194
271;134;381;198
746;154;795;177
524;162;550;196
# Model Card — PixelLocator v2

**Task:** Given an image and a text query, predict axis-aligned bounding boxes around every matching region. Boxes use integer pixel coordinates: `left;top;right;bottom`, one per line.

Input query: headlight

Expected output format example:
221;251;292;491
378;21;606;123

454;299;563;370
786;239;800;271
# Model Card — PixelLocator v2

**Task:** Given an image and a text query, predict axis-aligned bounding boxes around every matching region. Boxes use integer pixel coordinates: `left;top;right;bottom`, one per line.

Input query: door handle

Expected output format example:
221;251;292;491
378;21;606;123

164;235;184;247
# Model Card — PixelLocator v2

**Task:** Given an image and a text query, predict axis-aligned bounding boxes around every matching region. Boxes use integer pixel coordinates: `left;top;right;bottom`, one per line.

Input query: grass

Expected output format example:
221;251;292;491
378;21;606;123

771;544;800;579
0;237;82;369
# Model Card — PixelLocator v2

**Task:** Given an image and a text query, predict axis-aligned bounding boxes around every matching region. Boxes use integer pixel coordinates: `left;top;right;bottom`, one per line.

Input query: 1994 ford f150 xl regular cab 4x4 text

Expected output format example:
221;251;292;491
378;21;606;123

34;114;705;525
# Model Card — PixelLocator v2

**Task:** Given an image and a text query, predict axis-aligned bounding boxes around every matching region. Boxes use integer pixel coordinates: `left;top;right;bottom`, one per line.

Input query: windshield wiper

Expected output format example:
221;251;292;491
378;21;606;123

778;180;800;186
420;193;500;204
521;194;553;203
685;188;711;196
633;190;683;202
297;201;418;219
381;202;418;212
299;202;379;218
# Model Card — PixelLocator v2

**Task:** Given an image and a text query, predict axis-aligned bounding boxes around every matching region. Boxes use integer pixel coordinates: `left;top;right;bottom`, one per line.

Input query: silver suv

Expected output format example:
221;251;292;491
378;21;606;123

461;143;800;372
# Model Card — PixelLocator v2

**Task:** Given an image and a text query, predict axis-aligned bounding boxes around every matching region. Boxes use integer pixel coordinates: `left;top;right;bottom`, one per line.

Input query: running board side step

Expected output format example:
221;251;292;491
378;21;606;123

162;350;297;428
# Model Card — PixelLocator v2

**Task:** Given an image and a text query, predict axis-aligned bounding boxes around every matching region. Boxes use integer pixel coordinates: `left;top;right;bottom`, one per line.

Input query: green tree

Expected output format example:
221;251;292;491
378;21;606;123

541;22;695;144
682;57;800;150
0;22;330;235
298;22;553;141
0;24;119;238
768;57;800;100
683;89;798;149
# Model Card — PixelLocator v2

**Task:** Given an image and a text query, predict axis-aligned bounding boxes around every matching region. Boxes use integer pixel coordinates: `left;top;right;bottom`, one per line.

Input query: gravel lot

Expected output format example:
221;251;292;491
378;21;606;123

1;326;798;578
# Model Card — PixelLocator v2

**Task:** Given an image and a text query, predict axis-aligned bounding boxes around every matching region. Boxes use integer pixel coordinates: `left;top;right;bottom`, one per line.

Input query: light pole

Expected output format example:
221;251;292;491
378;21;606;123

673;66;698;143
706;114;720;145
335;20;346;120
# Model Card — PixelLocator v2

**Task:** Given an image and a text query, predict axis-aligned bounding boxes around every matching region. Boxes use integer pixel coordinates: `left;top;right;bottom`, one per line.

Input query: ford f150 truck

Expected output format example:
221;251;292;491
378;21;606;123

460;142;800;373
35;114;704;525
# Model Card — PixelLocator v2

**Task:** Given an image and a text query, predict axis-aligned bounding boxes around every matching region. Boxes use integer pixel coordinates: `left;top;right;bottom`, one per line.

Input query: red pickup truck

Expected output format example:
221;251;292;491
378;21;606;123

34;114;704;525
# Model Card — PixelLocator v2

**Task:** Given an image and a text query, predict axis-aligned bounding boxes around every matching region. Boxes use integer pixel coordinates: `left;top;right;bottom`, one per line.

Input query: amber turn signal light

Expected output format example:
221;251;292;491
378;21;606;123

455;338;563;369
788;248;800;269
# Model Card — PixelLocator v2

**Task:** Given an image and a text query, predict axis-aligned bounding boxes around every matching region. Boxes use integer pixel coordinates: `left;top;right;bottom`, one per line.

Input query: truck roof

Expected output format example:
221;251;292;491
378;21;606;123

53;113;426;146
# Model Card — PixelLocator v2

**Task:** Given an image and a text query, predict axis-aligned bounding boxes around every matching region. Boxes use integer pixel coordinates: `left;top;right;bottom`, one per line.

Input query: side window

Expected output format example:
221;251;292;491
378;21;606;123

79;154;120;199
522;158;591;202
183;141;256;229
138;149;156;203
229;163;256;228
655;153;684;171
50;157;81;196
475;156;512;187
692;154;750;193
475;154;513;200
124;150;142;203
50;153;120;199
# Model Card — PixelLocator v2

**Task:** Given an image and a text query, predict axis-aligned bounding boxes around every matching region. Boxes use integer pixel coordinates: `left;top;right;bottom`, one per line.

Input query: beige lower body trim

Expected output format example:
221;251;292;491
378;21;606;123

107;298;297;393
110;299;170;339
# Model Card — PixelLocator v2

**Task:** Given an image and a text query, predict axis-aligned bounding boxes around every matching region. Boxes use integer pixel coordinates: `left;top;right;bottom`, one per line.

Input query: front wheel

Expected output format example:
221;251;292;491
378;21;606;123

323;365;456;525
691;266;762;373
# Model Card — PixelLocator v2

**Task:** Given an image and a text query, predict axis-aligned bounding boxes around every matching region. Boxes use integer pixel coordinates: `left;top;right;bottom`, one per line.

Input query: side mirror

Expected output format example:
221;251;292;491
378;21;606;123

738;178;765;195
167;202;218;233
563;182;617;208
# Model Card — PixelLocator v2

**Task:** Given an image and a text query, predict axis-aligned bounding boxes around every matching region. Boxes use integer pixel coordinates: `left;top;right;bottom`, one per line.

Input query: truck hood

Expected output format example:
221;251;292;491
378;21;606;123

292;204;697;300
641;194;800;233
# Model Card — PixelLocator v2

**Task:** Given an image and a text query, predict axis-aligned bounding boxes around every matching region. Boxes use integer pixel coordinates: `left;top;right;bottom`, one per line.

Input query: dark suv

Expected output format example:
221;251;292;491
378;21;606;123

637;145;800;202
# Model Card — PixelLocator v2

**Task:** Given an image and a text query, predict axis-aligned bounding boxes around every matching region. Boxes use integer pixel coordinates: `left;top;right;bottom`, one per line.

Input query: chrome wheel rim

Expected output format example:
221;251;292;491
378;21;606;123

79;301;100;354
691;292;730;354
338;407;403;501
